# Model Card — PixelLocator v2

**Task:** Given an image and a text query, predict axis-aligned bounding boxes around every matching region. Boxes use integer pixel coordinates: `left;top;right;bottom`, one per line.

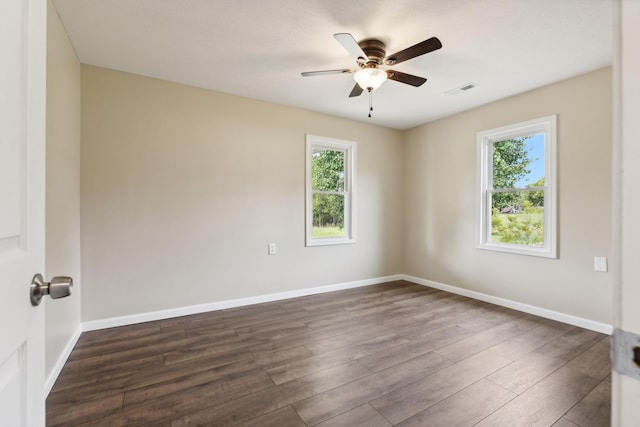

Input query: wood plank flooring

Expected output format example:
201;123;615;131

47;281;611;426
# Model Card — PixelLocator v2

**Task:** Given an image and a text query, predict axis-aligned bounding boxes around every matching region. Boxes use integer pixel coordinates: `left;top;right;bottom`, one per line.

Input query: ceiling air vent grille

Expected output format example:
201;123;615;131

445;82;477;95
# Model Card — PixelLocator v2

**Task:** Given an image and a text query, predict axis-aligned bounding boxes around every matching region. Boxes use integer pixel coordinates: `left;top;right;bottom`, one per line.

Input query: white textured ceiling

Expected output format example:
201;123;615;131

53;0;613;130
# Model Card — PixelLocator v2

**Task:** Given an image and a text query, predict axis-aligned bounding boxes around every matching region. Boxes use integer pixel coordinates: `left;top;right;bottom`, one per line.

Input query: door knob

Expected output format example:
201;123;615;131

30;274;73;306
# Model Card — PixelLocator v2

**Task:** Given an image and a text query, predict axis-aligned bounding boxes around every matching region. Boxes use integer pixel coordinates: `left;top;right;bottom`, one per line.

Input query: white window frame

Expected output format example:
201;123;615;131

305;134;356;247
476;115;557;258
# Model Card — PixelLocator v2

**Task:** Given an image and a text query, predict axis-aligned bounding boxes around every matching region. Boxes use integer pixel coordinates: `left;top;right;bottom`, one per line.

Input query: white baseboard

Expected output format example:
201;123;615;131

45;323;82;397
401;274;613;335
82;274;404;332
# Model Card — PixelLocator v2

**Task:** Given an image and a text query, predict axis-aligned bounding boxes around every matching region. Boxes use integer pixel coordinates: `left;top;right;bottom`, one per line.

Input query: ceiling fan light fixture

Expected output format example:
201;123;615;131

354;67;387;91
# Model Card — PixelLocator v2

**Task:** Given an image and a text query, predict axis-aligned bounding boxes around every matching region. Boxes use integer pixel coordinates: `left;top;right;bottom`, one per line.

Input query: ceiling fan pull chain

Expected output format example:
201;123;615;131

368;89;373;118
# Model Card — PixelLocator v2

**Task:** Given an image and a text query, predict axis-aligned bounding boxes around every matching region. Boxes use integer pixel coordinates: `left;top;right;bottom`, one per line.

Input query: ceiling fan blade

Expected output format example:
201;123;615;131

334;33;368;61
301;69;353;77
386;70;427;87
349;83;364;97
385;37;442;65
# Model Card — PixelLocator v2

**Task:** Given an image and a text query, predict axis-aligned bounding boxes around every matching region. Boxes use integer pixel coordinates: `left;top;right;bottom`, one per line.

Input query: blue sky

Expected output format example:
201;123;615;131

515;133;544;187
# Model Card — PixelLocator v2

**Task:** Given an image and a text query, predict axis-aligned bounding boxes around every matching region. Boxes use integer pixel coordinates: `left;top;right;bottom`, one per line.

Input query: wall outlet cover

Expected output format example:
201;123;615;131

594;257;608;272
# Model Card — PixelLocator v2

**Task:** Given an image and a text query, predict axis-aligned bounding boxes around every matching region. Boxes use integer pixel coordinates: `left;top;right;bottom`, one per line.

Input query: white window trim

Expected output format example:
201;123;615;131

305;135;357;247
476;115;557;258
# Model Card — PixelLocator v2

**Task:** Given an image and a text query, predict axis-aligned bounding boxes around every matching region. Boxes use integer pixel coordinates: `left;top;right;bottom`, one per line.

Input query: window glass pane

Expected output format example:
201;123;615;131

518;133;545;187
312;193;345;238
492;133;544;189
490;192;544;247
312;149;345;191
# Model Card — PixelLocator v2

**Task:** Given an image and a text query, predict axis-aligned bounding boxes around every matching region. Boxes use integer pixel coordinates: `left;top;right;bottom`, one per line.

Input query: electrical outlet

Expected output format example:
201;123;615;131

594;256;608;272
268;243;277;255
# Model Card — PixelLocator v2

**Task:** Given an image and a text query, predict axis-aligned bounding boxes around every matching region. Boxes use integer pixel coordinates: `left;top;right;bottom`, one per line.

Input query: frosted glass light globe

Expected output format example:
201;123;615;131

354;68;387;91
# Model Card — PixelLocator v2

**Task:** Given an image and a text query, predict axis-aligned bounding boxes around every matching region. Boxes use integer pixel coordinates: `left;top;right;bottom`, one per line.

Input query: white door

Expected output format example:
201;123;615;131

0;0;47;425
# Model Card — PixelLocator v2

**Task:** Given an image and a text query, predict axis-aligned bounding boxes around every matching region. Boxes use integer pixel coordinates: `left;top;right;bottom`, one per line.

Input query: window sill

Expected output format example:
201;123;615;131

477;242;557;259
306;237;356;247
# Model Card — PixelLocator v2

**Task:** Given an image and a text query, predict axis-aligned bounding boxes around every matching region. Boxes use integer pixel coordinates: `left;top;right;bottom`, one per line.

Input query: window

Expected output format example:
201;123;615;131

306;135;356;246
477;115;557;258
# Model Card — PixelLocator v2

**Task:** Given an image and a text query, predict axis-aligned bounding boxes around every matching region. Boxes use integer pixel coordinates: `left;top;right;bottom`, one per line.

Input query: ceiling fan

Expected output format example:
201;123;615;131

301;33;442;99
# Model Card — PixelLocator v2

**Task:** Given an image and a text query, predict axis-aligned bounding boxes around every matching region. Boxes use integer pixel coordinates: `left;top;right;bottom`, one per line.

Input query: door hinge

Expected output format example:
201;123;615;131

612;328;640;381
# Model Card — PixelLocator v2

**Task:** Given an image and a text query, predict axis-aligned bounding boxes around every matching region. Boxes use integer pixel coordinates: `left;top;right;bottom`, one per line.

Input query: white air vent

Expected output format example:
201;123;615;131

445;82;478;95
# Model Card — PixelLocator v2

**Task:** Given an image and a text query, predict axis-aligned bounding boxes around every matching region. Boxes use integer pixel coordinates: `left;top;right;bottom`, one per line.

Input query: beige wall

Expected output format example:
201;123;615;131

404;68;613;324
80;66;405;321
79;65;613;325
45;1;82;379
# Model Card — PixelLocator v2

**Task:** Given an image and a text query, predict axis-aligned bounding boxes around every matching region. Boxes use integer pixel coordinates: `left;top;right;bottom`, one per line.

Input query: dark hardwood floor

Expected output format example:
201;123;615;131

47;281;611;426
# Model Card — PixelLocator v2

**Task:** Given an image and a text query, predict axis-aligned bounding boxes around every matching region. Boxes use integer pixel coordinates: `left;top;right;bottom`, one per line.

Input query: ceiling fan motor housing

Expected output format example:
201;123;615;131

358;39;386;66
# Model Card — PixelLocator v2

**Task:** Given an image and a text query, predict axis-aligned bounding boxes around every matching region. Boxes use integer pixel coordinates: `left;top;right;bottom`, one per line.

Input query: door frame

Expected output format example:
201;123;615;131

611;0;640;425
